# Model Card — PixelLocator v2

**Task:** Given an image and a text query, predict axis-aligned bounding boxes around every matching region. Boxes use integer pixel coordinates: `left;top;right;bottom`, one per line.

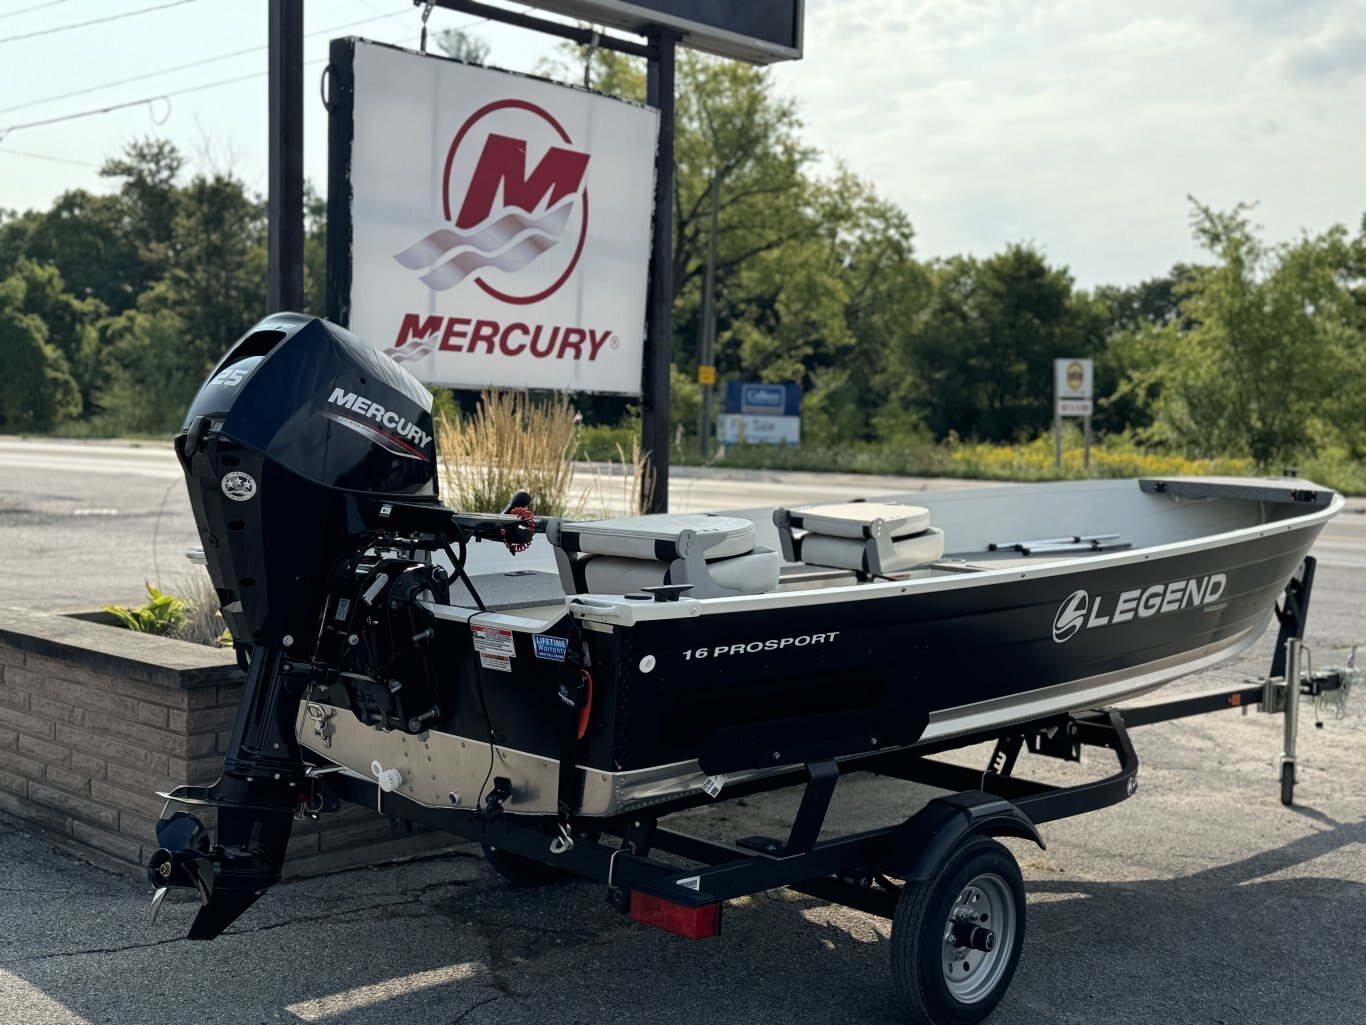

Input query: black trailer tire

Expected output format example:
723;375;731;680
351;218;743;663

890;836;1025;1025
1280;762;1296;806
481;844;572;887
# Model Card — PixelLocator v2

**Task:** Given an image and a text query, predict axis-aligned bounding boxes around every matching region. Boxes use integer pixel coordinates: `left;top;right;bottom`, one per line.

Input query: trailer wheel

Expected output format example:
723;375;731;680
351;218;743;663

482;844;571;887
1280;762;1296;806
890;837;1025;1025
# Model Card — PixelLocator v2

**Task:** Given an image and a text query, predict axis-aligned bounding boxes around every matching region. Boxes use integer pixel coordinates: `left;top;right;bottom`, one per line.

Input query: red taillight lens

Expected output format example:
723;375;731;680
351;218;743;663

629;891;722;939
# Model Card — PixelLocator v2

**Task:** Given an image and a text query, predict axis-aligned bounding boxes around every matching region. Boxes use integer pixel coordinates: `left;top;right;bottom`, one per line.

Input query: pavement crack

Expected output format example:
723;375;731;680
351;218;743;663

0;934;187;965
0;888;461;965
449;994;503;1023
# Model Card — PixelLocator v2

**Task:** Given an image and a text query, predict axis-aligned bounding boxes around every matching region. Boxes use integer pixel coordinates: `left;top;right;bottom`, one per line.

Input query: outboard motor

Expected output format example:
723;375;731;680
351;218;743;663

150;314;532;938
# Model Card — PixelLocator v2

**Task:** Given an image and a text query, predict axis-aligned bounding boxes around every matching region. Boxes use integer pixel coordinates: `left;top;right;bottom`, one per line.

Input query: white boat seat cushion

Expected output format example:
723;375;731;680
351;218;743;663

582;548;782;595
546;514;778;598
555;513;755;561
795;502;932;540
801;530;945;573
782;501;945;576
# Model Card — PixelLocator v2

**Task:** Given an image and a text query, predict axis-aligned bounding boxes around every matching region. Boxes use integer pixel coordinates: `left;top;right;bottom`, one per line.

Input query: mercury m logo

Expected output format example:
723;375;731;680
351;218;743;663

394;99;591;305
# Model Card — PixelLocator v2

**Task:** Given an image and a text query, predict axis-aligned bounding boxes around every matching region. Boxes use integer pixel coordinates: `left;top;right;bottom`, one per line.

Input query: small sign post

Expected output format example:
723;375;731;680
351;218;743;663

1053;358;1094;469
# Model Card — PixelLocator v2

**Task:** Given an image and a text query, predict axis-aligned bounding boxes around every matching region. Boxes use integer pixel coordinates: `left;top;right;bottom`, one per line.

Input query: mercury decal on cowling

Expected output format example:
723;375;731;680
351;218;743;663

323;387;432;461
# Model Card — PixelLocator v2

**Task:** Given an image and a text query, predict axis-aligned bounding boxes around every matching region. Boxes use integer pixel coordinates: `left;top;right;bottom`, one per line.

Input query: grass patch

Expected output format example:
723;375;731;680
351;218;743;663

668;428;1365;495
438;390;582;518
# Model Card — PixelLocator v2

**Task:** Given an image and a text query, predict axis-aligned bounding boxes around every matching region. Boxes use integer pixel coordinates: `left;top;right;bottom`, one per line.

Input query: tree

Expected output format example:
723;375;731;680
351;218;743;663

6;259;106;413
142;170;267;369
436;28;490;65
99;137;185;294
0;272;81;432
97;307;204;435
23;190;143;312
98;168;268;431
1143;202;1366;468
0;208;42;281
544;48;922;438
893;245;1102;442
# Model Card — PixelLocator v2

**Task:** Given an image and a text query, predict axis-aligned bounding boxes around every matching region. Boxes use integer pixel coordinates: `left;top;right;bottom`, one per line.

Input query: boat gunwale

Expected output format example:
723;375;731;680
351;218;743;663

563;483;1343;625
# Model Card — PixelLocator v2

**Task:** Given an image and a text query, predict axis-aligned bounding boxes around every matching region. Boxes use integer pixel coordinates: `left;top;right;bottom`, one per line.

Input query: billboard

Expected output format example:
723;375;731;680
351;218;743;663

329;39;660;395
529;0;803;64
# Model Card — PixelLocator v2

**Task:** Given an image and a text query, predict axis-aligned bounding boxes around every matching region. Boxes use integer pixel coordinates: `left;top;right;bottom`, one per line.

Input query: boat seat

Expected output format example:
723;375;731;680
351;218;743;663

775;501;945;578
545;514;781;599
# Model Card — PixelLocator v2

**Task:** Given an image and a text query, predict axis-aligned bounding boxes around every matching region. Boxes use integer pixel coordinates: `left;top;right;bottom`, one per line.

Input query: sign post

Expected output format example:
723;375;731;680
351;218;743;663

266;0;303;315
1053;358;1094;470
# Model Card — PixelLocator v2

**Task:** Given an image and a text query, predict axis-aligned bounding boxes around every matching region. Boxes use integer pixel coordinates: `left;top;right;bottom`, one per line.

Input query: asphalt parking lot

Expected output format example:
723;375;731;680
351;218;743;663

0;581;1362;1025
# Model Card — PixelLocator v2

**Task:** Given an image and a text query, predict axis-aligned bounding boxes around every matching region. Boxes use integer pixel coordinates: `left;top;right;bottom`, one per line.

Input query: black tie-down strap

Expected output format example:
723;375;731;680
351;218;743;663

552;624;592;854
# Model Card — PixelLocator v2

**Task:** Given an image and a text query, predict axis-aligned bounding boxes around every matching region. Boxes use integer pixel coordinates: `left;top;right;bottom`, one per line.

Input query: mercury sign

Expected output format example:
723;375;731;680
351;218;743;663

329;39;660;394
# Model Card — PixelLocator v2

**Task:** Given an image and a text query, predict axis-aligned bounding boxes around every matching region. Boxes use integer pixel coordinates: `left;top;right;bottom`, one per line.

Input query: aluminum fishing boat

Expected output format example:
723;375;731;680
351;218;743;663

146;314;1347;1025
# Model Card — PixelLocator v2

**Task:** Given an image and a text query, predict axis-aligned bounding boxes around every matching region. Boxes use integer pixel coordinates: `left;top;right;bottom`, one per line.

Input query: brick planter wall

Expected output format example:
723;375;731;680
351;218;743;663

0;608;458;878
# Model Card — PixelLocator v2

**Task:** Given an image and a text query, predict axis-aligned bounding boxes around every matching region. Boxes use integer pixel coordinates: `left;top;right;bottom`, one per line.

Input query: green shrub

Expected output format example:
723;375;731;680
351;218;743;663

103;583;187;636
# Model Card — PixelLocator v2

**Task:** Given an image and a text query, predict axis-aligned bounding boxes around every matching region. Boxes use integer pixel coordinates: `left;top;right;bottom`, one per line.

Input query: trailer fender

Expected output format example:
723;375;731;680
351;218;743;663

878;790;1044;882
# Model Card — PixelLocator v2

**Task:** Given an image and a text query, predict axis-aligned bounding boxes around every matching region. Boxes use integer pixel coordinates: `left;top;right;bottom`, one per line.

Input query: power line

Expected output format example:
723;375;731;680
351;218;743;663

0;8;412;116
0;145;97;168
0;44;259;117
0;64;315;138
0;0;202;46
0;0;70;22
0;10;496;140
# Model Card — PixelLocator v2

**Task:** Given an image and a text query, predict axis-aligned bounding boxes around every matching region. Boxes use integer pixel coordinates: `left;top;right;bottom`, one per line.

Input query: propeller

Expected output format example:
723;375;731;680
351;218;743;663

146;801;295;939
147;811;214;926
155;810;210;855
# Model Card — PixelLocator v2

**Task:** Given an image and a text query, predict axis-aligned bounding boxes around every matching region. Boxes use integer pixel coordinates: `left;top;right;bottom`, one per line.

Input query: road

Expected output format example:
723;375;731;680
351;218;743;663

0;436;1364;1025
1;437;1363;609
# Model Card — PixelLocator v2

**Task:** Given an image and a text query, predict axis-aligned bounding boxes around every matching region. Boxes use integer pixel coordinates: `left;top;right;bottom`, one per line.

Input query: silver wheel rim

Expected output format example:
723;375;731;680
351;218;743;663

940;872;1016;1004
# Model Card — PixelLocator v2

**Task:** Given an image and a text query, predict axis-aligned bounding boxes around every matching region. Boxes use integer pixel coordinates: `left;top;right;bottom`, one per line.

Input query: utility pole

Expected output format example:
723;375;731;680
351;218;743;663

267;0;304;314
697;172;720;458
640;28;677;513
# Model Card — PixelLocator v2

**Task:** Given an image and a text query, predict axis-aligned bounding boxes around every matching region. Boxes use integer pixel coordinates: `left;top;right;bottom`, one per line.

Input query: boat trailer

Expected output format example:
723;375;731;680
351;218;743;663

291;556;1355;1025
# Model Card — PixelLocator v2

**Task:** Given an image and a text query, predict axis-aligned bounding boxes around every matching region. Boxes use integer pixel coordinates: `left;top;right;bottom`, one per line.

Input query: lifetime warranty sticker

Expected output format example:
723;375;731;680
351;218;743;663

533;634;568;662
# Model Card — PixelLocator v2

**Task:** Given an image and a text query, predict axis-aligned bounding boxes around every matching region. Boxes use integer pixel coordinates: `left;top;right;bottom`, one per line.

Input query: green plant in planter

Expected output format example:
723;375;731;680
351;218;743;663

103;583;188;636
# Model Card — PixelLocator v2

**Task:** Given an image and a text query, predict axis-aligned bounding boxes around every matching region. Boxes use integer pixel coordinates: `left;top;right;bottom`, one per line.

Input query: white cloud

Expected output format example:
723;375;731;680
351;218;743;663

772;0;1366;285
1082;18;1209;56
1259;22;1366;83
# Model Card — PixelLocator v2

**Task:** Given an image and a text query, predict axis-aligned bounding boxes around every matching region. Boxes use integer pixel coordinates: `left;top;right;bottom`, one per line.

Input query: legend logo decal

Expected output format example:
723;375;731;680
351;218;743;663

1052;574;1228;643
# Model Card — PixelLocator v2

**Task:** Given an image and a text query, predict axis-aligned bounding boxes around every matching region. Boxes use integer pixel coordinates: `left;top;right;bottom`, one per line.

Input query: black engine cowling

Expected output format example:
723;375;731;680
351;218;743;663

176;313;441;650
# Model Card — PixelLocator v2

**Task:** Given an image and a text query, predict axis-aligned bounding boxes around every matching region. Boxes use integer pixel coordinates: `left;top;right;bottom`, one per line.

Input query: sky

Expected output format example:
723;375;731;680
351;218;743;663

1;0;1363;289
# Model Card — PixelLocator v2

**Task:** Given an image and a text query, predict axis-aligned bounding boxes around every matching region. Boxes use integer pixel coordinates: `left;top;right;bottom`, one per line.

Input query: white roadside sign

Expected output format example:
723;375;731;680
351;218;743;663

1054;358;1093;418
343;41;660;395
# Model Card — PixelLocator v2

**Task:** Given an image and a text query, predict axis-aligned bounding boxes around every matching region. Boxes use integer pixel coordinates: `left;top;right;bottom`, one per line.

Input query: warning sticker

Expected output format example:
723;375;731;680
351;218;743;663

480;653;512;673
472;626;515;657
